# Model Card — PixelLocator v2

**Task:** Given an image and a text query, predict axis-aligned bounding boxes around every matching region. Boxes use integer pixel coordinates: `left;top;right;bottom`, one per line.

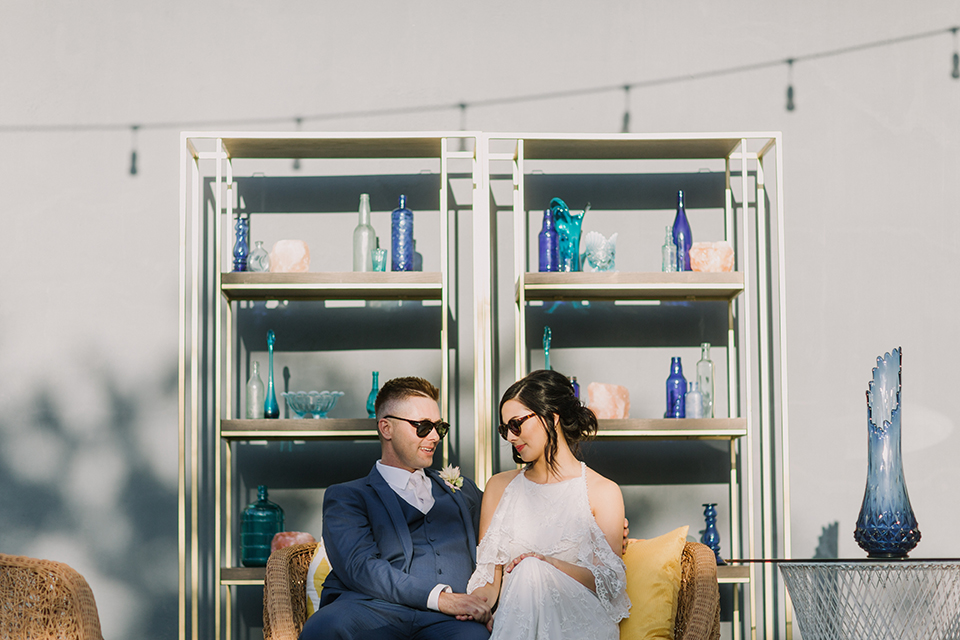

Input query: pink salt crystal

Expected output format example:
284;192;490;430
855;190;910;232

269;240;311;273
690;241;734;273
587;382;630;419
271;531;317;553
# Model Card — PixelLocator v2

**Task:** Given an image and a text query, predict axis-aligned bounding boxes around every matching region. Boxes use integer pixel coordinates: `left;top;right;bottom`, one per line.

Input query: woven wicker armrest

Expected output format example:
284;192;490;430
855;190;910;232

0;553;104;640
674;542;721;640
263;542;320;640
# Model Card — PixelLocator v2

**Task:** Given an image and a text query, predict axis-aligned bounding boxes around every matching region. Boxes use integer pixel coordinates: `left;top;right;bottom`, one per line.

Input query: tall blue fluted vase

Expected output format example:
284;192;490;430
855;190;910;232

853;347;920;558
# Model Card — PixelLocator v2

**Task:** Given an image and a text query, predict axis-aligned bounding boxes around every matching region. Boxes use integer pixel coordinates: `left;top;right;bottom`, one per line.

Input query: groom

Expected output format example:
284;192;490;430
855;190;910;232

299;376;492;640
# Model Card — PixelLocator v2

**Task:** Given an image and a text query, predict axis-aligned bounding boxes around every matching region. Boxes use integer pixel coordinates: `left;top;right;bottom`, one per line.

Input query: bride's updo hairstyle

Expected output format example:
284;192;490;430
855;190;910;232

500;369;598;472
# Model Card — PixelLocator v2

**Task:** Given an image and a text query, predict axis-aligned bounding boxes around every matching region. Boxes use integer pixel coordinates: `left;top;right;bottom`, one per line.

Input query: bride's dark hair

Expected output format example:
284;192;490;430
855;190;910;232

499;369;598;472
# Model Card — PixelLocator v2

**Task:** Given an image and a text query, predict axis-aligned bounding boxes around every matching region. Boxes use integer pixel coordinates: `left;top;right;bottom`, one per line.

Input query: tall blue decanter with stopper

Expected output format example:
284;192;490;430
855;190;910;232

240;485;284;567
672;190;692;271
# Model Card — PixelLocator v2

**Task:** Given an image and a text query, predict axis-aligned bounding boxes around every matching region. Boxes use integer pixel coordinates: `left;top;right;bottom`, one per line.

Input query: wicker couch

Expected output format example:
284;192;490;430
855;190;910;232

263;541;720;640
0;553;104;640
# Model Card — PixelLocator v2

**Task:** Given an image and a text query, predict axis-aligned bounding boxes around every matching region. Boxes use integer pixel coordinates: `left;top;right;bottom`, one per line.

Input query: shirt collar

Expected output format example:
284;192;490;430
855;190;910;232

376;460;428;492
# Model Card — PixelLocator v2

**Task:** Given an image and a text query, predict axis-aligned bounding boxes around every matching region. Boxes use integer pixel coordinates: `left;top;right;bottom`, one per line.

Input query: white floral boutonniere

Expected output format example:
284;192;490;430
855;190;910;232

439;465;464;492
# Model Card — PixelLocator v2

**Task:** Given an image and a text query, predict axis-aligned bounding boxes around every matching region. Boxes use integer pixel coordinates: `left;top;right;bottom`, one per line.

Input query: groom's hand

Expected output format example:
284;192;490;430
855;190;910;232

438;591;491;623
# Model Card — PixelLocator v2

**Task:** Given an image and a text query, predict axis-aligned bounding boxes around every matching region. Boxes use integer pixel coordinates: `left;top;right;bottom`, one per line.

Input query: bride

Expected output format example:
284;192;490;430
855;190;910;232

465;369;630;639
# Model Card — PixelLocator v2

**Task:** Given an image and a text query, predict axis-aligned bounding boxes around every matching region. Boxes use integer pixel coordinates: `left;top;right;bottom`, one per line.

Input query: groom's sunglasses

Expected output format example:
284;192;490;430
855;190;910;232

498;412;537;440
384;415;450;439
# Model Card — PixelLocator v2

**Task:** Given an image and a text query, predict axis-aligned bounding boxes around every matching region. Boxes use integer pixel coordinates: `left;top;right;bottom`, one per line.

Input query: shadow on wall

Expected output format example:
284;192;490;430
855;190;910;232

0;361;179;640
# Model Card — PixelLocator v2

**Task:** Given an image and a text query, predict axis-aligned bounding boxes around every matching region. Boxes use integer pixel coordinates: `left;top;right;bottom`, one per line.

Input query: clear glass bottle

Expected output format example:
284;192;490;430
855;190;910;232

412;239;423;272
240;485;284;567
538;209;559;272
665;357;687;418
366;371;379;419
672;190;692;271
245;361;265;419
353;193;376;272
661;225;677;273
248;241;270;272
697;342;715;418
685;379;703;419
391;195;414;271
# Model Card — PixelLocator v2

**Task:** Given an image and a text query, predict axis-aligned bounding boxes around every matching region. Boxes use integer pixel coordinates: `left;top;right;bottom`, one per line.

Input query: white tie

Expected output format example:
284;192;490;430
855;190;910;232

411;472;434;512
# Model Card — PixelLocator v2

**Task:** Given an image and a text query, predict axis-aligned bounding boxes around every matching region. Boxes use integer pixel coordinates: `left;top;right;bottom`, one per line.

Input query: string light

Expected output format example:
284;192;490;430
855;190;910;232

129;125;139;175
621;85;631;133
785;60;795;112
952;28;959;79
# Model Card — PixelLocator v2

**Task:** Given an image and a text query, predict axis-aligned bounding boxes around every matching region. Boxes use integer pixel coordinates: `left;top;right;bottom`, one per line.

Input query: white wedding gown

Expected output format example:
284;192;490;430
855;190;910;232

467;462;630;640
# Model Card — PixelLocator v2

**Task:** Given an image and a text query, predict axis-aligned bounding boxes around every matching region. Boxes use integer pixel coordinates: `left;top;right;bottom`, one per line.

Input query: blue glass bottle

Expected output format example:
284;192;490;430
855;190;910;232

538;209;559;272
391;195;414;271
233;215;249;272
665;357;687;418
672;190;692;271
240;485;284;567
264;330;280;419
366;371;379;419
569;376;580;400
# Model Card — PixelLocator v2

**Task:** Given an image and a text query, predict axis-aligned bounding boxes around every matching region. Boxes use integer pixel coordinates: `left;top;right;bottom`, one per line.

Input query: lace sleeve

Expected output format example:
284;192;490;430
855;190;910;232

577;528;630;623
466;485;514;594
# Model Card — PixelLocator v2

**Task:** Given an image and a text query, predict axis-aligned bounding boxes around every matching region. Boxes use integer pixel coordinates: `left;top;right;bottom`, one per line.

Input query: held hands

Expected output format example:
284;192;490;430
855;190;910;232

438;591;492;624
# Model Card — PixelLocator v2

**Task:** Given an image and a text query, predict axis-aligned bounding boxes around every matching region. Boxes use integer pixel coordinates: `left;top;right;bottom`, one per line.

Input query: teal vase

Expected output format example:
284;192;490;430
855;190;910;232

240;485;284;567
264;331;279;419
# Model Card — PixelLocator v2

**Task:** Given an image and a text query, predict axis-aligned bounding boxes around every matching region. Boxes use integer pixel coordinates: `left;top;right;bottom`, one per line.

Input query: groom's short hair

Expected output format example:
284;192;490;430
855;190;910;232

375;376;440;420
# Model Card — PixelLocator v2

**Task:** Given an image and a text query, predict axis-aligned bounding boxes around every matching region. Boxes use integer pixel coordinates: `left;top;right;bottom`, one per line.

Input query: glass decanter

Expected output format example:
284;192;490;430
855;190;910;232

248;241;270;272
240;485;284;567
366;371;379;419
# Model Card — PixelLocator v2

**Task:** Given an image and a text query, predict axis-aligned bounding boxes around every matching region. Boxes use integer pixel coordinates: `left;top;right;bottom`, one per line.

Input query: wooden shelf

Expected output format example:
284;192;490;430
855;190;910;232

220;272;442;302
221;419;379;440
520;272;743;302
595;418;746;440
717;564;750;584
220;567;265;586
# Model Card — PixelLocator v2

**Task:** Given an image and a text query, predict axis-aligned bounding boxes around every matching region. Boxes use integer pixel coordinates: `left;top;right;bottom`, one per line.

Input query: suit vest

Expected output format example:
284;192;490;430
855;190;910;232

397;479;476;592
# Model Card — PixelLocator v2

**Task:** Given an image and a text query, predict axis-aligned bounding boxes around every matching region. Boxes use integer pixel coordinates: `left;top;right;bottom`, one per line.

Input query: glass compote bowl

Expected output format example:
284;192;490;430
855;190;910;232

281;391;344;419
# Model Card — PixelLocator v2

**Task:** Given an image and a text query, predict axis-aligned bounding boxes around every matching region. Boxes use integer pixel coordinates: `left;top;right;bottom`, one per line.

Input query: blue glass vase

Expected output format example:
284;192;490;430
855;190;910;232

366;371;379;419
240;485;284;567
391;195;414;272
264;331;280;419
538;209;559;272
233;215;249;272
665;357;686;418
854;347;920;558
543;326;552;371
700;503;724;565
672;190;692;271
550;198;585;272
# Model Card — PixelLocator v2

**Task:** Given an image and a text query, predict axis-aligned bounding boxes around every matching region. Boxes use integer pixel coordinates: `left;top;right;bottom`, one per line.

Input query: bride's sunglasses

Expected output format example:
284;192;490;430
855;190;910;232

498;412;536;440
384;415;450;439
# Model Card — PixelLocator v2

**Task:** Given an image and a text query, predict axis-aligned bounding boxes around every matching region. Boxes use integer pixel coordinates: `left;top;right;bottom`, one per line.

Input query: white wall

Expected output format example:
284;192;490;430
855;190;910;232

1;2;958;638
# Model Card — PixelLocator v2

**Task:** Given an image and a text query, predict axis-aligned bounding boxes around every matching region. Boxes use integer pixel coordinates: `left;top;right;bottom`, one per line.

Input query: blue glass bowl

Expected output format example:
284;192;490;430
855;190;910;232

281;391;344;418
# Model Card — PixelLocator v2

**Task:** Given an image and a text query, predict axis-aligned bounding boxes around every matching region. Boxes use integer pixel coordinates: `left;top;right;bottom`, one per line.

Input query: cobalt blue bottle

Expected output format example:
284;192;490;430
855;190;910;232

538;209;559;272
672;190;692;271
665;357;687;418
391;195;414;271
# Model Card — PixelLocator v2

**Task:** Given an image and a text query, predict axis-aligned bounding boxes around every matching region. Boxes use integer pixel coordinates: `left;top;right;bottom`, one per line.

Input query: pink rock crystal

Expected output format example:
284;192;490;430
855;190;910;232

269;240;311;273
271;531;317;553
690;241;734;273
587;382;630;419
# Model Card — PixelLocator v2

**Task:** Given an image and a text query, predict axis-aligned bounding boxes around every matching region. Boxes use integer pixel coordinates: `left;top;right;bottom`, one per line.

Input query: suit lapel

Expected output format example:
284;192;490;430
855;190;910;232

426;468;478;561
367;467;414;571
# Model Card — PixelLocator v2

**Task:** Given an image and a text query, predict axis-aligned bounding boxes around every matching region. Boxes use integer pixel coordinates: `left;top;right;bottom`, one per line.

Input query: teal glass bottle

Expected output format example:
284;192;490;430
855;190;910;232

240;485;284;567
264;330;279;419
366;371;379;419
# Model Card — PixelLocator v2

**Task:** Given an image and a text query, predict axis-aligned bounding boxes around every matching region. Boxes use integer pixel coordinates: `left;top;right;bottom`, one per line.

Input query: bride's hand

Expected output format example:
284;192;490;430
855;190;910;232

504;552;553;573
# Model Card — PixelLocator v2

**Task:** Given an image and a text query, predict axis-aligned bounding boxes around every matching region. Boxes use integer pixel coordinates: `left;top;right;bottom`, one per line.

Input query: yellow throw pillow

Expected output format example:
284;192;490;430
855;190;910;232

619;525;689;640
304;542;331;617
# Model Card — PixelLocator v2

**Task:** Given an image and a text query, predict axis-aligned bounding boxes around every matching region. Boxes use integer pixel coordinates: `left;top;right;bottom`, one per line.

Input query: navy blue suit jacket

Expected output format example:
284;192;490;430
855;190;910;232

319;465;483;610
